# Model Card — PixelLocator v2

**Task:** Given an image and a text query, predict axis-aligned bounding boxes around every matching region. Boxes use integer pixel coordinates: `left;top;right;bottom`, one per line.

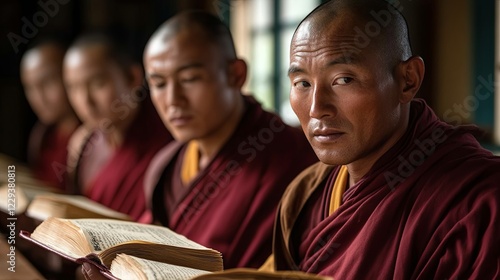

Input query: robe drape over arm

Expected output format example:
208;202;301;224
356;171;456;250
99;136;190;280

68;98;173;221
273;99;500;279
144;96;318;269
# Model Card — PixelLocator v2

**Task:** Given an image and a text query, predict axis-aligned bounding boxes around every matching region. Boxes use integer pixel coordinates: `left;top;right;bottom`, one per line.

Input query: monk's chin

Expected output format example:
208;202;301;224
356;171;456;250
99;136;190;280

314;151;352;166
170;133;196;143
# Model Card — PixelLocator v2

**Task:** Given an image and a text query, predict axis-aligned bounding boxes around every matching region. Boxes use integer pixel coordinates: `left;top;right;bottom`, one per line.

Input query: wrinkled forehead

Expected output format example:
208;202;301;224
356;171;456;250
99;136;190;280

292;11;367;48
292;11;393;65
293;17;365;59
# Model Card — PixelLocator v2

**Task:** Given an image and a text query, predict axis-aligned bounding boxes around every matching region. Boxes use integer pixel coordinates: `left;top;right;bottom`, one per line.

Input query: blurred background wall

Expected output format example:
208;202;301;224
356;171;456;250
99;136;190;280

0;0;498;162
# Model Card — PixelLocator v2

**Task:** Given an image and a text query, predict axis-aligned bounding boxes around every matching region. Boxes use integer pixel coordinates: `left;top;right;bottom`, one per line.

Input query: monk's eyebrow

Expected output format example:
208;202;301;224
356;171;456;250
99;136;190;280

326;55;358;66
146;73;164;80
287;55;359;76
288;65;304;76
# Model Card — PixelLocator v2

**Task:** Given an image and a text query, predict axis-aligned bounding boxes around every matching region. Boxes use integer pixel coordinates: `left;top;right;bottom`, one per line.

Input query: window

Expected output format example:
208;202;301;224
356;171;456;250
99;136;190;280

231;0;321;126
495;0;500;147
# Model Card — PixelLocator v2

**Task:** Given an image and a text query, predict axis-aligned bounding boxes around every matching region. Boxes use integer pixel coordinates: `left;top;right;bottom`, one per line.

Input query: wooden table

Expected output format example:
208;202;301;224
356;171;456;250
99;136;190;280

0;236;45;279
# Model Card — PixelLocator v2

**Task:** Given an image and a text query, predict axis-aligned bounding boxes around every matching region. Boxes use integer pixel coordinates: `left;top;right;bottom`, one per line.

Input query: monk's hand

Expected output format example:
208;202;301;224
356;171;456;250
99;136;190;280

81;262;109;280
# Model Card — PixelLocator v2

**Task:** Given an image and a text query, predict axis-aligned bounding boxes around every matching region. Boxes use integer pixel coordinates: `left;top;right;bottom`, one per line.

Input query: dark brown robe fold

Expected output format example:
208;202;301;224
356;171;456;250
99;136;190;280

144;96;318;269
274;99;500;279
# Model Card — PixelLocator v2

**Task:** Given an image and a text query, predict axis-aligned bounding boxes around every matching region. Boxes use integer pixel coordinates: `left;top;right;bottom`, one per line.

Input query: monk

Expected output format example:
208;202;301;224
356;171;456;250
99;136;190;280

20;41;80;191
269;0;500;279
63;34;172;221
139;11;318;269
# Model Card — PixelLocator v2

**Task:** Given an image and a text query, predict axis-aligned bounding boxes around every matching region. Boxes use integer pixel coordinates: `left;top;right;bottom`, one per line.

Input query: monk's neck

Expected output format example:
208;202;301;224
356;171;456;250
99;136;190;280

102;104;140;149
347;146;399;187
346;113;411;187
196;95;245;170
56;114;80;136
347;163;372;188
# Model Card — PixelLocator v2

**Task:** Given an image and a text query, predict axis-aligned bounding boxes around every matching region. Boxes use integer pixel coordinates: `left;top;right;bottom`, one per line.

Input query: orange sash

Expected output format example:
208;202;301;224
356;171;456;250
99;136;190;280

181;141;200;185
328;165;349;215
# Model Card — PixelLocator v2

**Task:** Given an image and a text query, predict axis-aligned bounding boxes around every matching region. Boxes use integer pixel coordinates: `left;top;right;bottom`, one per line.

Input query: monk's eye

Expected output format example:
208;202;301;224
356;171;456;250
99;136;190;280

294;81;311;89
148;78;166;89
334;77;353;85
180;76;201;84
151;82;165;89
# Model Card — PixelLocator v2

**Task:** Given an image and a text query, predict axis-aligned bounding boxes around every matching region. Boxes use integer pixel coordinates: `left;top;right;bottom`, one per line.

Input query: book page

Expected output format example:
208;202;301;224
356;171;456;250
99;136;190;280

70;219;210;252
30;218;93;259
111;254;210;280
26;194;130;221
0;183;60;214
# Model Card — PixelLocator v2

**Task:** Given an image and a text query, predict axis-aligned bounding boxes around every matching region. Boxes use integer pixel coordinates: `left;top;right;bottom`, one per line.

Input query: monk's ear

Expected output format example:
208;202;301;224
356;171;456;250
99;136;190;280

227;59;247;89
398;56;425;104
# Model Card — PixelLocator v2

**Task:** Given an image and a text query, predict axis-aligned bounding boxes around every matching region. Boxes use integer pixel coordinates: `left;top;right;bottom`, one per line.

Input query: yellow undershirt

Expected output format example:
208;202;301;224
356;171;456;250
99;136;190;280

329;165;349;215
181;141;200;185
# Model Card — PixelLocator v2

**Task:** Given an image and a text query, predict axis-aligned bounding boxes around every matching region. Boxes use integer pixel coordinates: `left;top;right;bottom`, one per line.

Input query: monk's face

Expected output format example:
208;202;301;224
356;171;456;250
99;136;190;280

144;31;241;142
63;45;134;129
289;15;408;167
21;46;72;125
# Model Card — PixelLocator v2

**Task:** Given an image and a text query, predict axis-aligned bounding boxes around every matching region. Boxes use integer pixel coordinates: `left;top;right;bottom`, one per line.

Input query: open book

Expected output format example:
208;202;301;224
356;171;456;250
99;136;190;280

0;184;130;222
0;183;61;215
0;153;55;189
0;153;62;216
20;217;223;275
0;154;130;222
21;218;332;280
25;193;131;221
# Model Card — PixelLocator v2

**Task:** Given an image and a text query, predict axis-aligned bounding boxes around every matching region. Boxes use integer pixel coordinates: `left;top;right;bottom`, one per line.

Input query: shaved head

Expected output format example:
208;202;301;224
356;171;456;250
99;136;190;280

289;0;425;170
143;10;248;145
66;33;137;80
145;11;236;62
295;0;412;67
21;41;66;74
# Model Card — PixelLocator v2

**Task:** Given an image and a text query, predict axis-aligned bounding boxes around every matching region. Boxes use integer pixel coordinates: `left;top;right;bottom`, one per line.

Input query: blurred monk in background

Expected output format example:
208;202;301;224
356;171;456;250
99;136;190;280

20;40;80;191
142;11;318;269
63;34;173;221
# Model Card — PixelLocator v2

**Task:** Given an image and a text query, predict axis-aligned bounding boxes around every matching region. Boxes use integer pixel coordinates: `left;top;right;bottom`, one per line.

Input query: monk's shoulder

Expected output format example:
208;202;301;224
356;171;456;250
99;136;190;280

441;145;500;188
420;146;500;220
281;162;335;207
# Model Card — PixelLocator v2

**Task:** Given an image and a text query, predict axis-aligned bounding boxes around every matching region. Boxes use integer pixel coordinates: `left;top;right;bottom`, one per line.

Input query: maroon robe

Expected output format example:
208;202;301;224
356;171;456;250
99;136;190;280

144;96;318;269
273;99;500;279
28;122;77;191
70;98;172;221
